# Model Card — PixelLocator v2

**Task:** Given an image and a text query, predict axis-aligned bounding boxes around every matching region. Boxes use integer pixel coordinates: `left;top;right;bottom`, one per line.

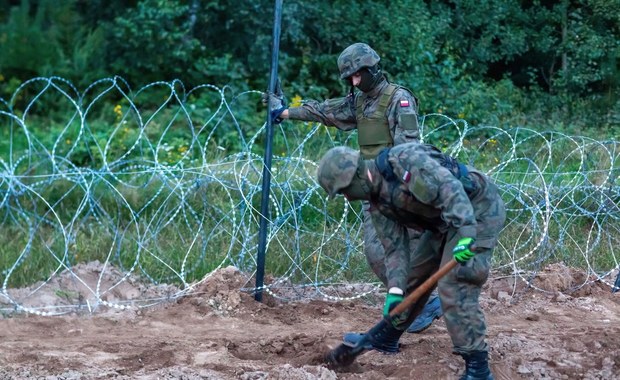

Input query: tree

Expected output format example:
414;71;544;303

0;0;107;87
104;0;201;86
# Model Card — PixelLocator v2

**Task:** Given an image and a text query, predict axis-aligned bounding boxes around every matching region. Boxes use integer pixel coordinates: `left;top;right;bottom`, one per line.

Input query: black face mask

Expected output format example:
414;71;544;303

343;66;382;93
342;176;369;201
357;68;377;92
340;160;371;202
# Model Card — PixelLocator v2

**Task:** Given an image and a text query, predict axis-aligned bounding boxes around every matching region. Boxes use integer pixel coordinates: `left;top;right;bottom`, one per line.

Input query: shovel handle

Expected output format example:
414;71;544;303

323;258;459;368
388;259;458;317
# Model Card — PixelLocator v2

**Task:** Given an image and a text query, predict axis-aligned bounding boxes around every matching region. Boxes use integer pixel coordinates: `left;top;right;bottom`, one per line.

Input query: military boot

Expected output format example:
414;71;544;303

406;293;443;333
459;351;494;380
342;318;405;353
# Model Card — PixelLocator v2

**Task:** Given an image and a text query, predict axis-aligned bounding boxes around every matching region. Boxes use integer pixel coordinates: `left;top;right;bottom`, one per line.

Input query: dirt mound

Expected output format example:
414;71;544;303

483;262;613;307
1;262;619;379
179;266;252;316
0;261;181;314
530;262;611;296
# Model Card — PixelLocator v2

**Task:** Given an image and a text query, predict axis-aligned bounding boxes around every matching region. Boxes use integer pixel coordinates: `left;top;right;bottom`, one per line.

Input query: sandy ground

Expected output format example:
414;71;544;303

1;264;619;380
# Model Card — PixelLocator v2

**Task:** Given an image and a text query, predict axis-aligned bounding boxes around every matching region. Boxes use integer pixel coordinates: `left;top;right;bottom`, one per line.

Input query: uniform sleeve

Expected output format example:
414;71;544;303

397;150;477;240
370;207;411;291
386;88;420;145
286;96;357;131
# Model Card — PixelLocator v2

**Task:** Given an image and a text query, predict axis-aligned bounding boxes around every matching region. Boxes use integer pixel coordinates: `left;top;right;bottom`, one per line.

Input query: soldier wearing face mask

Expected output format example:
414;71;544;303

267;42;420;156
264;42;443;334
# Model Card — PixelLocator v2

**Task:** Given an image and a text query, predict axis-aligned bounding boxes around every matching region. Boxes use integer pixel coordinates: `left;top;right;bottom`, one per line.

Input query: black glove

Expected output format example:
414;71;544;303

262;80;287;124
270;105;286;124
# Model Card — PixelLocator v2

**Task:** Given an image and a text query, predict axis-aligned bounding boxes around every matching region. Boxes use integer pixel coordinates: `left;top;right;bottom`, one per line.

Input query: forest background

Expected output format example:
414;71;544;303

0;0;619;139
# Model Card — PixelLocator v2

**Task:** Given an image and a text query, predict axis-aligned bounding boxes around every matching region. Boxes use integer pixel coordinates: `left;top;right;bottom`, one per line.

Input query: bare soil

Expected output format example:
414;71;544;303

1;264;619;379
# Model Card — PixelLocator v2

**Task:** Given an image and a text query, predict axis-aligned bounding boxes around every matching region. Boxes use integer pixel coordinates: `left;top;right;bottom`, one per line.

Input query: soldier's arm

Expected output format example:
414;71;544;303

285;96;357;131
387;88;420;145
435;175;477;239
370;208;411;292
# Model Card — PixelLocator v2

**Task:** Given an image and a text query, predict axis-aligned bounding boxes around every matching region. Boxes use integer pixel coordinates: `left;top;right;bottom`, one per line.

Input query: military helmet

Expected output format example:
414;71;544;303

337;43;381;79
317;146;360;199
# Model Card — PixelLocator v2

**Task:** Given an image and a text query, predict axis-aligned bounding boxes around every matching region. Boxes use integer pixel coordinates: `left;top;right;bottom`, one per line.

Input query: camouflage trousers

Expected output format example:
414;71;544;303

366;173;505;354
403;229;494;354
362;202;438;322
364;204;502;354
362;201;422;286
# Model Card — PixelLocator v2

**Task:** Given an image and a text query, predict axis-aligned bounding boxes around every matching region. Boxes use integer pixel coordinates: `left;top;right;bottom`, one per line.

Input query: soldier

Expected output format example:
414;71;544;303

316;143;506;380
265;42;443;332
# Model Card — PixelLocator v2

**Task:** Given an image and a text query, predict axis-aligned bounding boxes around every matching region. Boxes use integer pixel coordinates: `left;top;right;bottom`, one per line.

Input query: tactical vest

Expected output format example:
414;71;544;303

355;83;399;159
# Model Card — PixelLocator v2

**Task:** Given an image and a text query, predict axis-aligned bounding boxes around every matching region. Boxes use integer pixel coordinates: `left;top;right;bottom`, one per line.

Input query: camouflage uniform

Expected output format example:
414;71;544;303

369;143;506;355
286;79;420;150
317;143;506;356
287;45;421;286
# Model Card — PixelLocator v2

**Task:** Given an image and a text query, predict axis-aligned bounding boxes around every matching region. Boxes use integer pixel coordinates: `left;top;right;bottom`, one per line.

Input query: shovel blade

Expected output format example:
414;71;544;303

323;342;366;368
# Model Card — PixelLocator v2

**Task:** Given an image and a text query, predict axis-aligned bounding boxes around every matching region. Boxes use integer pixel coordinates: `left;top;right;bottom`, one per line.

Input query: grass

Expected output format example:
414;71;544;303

1;102;619;290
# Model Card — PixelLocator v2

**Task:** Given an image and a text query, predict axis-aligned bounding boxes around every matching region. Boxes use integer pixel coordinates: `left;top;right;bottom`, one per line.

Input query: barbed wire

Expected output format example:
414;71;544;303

0;77;618;315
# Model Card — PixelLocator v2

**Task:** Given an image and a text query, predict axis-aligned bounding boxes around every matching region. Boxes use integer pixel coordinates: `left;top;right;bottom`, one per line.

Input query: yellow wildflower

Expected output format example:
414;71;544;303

114;105;122;120
290;94;303;107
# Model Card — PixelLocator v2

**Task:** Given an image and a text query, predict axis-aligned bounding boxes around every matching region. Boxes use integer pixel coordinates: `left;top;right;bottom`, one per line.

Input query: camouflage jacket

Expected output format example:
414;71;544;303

287;77;420;147
369;143;505;289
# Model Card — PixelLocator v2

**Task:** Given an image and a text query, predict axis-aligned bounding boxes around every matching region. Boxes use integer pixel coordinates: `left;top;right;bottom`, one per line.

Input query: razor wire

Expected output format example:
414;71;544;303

0;77;618;315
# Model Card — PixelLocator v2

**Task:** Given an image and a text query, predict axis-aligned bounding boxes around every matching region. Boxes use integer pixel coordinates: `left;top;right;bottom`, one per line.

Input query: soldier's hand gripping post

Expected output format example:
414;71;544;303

262;79;287;124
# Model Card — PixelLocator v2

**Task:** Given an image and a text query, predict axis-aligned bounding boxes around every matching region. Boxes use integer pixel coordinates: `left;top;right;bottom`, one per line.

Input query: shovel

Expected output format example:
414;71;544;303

324;258;458;368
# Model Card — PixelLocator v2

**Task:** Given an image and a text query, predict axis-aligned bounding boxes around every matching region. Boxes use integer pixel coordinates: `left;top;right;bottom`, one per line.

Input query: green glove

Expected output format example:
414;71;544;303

453;237;476;263
383;289;404;317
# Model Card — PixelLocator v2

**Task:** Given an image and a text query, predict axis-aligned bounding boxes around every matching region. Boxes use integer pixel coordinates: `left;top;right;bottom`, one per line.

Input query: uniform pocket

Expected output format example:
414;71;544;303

398;113;419;130
455;251;491;286
395;113;420;145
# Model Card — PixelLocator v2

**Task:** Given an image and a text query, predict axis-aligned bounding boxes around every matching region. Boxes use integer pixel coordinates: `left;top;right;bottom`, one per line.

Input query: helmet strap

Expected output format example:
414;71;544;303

357;157;371;195
365;159;382;202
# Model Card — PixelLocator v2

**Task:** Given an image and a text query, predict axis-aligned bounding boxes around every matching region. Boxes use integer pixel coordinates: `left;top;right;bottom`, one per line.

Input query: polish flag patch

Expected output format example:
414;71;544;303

402;171;411;182
399;99;410;107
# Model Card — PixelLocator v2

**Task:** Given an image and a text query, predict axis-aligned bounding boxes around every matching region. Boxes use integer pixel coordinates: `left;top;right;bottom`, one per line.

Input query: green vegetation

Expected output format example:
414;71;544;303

0;0;618;131
0;1;618;287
